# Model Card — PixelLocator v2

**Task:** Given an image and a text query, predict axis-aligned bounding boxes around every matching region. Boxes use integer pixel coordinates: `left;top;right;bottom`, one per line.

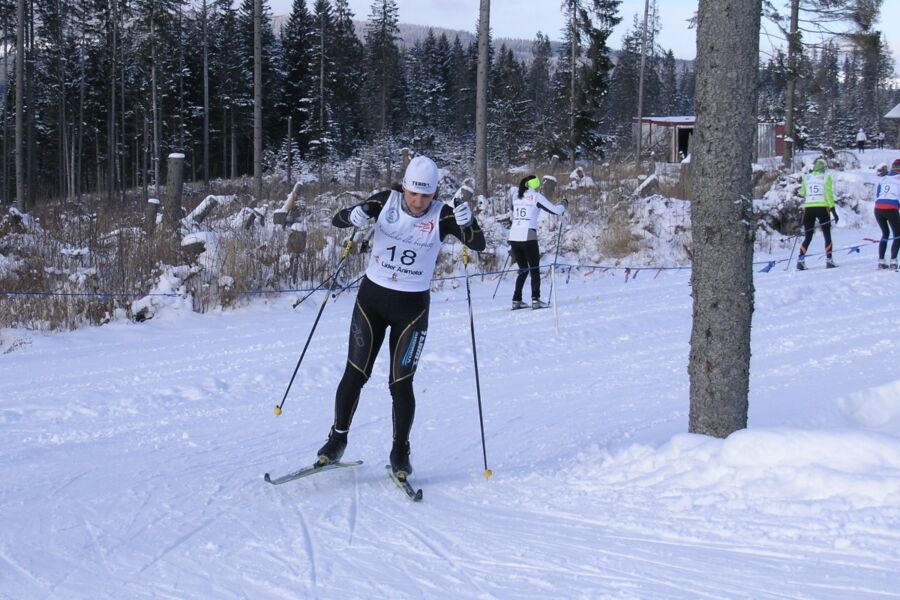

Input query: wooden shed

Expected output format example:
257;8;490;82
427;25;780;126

634;116;784;163
886;102;900;143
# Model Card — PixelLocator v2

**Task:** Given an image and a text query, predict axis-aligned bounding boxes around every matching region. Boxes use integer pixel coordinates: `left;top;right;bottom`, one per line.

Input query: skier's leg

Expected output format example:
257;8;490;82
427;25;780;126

510;242;529;302
875;210;890;260
819;209;833;259
333;284;387;431
387;303;429;444
524;239;542;300
798;208;816;259
888;211;900;260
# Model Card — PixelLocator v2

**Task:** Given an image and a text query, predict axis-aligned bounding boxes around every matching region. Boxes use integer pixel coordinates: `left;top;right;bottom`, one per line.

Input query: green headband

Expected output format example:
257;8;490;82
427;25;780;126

527;177;541;190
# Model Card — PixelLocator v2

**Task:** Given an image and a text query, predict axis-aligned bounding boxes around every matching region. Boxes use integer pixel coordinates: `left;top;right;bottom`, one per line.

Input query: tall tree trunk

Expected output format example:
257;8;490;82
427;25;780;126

688;0;761;438
253;0;262;202
151;15;160;194
14;0;25;211
2;7;9;204
782;0;800;170
57;0;66;202
230;107;236;179
569;3;576;169
143;118;149;201
286;116;292;187
178;0;185;152
319;13;325;132
222;107;228;179
202;0;209;187
474;0;489;196
119;29;126;197
25;0;33;203
107;0;117;203
77;16;86;202
635;0;650;167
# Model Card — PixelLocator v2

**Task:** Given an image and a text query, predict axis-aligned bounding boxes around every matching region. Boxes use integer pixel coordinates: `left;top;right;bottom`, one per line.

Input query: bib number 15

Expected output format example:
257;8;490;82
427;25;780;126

386;246;417;265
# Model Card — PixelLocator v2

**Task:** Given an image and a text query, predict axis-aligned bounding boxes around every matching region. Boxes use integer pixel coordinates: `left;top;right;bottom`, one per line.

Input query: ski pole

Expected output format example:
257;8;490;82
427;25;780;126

785;216;834;271
785;233;800;271
292;268;337;308
331;272;365;300
461;242;492;479
275;230;357;416
546;212;566;299
491;253;510;300
454;192;491;479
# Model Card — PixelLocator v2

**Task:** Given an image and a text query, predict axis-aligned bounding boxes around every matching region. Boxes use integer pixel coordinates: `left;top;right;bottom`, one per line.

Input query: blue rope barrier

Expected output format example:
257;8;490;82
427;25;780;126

2;235;891;301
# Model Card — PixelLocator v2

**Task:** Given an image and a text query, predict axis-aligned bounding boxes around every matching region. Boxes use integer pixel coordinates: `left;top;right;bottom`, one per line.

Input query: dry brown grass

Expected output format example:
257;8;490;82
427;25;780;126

1;156;704;330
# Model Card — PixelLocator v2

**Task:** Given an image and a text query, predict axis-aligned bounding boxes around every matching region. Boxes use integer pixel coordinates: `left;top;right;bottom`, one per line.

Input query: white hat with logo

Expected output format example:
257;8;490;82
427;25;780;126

402;155;439;195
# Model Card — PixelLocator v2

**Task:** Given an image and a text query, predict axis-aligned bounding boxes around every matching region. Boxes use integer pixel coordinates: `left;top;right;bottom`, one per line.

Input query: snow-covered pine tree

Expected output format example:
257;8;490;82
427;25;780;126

364;0;402;136
235;0;282;176
329;0;366;155
281;0;317;159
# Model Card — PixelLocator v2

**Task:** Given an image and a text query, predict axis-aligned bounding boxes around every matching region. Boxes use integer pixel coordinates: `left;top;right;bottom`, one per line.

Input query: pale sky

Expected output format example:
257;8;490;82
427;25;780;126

266;0;900;73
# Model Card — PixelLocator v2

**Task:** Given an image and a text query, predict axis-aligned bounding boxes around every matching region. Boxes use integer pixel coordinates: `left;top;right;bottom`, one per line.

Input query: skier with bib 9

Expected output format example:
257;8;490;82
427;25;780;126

797;158;837;270
874;158;900;271
316;155;486;479
508;175;567;309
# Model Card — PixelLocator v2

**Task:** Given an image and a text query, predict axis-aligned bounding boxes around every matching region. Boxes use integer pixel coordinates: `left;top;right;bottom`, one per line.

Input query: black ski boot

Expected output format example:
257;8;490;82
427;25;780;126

389;440;413;478
532;298;550;310
316;427;348;465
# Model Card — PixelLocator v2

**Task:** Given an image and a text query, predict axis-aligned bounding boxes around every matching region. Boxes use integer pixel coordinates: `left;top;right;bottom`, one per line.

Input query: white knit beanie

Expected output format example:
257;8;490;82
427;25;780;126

402;156;439;194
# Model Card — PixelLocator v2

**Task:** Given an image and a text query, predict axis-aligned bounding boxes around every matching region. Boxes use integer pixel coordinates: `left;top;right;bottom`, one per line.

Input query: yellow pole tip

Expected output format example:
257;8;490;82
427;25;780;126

484;469;493;479
273;406;282;416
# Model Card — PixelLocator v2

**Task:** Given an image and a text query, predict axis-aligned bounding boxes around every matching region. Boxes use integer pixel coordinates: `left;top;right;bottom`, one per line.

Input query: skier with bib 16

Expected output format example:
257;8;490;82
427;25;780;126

508;175;567;309
316;155;486;479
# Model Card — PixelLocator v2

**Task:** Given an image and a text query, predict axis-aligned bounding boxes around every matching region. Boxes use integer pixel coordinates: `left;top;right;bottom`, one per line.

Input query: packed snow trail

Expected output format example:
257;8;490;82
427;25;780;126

1;230;899;598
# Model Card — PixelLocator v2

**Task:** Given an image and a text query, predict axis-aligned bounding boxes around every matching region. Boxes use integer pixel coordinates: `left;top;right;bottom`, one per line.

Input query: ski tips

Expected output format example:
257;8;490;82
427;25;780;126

263;473;272;483
273;405;282;416
483;469;493;479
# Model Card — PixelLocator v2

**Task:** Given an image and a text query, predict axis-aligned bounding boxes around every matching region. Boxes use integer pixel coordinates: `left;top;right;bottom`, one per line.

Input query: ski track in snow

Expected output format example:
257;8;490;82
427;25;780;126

2;230;900;598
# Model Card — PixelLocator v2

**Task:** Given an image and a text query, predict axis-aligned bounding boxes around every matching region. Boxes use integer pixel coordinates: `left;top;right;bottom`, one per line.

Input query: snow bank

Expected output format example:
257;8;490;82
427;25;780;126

573;429;900;510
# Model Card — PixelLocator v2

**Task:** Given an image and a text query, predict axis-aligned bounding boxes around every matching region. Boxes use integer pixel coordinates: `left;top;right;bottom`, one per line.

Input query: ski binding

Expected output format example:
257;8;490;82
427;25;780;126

385;465;423;501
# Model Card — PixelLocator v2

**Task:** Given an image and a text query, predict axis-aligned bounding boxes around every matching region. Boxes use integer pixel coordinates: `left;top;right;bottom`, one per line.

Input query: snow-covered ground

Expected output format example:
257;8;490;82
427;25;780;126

3;152;900;598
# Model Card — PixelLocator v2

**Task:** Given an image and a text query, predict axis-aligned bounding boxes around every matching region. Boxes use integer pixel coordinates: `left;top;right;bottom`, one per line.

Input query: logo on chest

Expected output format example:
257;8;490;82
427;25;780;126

414;220;435;234
385;207;400;223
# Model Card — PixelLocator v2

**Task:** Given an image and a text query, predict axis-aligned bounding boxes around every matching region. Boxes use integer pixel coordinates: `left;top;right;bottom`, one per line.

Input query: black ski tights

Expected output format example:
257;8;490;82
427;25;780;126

875;208;900;260
510;239;542;301
799;206;833;259
331;277;429;445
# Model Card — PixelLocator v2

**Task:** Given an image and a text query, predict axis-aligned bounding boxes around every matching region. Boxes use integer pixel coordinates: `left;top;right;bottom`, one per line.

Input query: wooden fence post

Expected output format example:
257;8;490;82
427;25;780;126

165;153;185;229
144;197;160;234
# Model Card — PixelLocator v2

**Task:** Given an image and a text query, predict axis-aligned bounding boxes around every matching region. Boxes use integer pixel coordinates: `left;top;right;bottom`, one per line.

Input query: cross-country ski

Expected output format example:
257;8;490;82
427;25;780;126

263;460;363;485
